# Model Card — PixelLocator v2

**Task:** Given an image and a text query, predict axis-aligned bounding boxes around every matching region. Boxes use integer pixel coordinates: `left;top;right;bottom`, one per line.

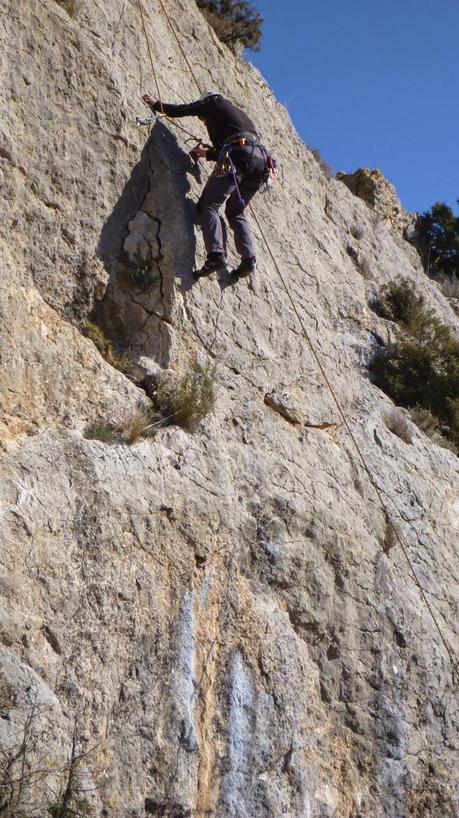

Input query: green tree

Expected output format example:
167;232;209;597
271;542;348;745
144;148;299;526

196;0;263;52
416;199;459;278
371;278;459;450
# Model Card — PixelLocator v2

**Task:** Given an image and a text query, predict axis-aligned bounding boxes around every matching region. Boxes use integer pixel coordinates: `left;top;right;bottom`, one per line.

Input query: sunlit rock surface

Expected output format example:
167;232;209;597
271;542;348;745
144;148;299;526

0;1;458;816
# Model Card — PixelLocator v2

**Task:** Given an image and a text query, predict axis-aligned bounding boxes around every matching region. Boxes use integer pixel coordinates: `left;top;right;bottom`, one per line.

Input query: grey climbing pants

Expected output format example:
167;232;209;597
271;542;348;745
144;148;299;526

198;145;267;259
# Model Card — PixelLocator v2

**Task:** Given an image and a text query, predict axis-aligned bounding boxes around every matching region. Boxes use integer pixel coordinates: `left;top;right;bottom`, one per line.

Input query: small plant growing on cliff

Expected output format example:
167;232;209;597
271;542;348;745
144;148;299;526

82;321;132;376
121;409;153;444
156;363;217;430
371;278;425;325
126;259;155;289
309;147;333;178
54;0;76;15
371;278;459;451
47;721;94;818
196;0;263;53
84;410;156;445
84;423;117;443
409;407;458;454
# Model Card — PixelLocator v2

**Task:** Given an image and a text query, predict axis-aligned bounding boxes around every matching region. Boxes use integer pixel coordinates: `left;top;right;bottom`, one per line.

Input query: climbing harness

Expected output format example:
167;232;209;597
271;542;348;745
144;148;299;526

263;154;278;192
214;137;277;208
134;0;458;681
214;149;245;208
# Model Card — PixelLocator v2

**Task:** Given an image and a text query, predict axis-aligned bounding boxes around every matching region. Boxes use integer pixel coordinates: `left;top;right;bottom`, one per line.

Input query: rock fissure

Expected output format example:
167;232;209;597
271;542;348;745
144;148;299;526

1;2;458;816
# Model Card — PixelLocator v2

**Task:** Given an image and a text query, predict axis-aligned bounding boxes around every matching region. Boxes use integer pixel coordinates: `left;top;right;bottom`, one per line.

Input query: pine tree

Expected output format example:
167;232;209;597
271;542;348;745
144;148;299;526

196;0;263;53
416;199;459;278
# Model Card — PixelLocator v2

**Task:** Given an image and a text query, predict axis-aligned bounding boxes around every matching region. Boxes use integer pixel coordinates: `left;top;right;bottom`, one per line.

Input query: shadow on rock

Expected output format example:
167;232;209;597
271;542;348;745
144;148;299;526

96;120;200;365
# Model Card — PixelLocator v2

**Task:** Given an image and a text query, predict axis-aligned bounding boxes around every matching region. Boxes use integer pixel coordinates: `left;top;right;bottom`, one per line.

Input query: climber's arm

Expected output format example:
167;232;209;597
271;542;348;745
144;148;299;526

142;93;210;118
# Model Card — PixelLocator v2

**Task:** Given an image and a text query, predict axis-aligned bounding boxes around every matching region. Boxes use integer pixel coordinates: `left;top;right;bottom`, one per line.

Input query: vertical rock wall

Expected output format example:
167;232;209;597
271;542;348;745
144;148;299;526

0;1;458;817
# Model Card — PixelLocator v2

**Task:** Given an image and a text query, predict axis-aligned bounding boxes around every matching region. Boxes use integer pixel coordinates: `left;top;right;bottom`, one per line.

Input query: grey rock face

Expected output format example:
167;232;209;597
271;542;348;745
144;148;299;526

336;168;417;237
0;1;458;817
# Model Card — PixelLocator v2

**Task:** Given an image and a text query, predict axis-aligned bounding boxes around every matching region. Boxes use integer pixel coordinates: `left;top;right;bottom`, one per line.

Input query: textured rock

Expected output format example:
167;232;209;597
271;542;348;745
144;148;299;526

0;1;458;817
336;168;417;236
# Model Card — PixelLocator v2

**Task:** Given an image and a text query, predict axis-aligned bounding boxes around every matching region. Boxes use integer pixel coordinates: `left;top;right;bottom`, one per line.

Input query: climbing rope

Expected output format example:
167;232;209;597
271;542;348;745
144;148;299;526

156;0;203;96
136;1;459;681
250;207;458;680
136;0;204;144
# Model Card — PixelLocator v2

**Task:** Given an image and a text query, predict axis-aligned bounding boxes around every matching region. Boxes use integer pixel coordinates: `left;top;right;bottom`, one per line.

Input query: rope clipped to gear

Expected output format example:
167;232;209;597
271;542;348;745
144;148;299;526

138;0;459;682
136;0;203;143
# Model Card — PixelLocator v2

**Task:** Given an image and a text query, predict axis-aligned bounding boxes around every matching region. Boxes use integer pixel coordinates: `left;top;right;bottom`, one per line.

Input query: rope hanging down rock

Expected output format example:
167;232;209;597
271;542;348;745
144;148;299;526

137;0;459;681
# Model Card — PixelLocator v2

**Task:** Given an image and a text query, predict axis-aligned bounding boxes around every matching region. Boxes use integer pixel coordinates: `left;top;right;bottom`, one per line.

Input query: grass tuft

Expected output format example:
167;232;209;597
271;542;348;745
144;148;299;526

84;424;117;443
54;0;76;15
121;409;153;444
82;320;133;376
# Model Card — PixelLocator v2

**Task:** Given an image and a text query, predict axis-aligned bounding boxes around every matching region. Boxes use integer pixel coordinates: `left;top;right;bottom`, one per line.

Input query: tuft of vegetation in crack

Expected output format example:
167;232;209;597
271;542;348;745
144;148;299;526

308;147;334;178
84;410;158;445
124;258;155;290
82;321;133;376
54;0;77;15
370;278;459;452
156;363;218;431
84;424;118;443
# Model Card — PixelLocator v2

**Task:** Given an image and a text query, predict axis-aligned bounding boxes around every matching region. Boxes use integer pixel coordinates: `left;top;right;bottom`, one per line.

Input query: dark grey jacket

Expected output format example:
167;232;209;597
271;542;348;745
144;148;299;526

151;95;259;159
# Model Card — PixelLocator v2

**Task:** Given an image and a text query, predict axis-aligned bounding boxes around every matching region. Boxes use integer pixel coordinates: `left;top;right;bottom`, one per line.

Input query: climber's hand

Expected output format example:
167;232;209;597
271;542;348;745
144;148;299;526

190;145;208;162
142;93;156;106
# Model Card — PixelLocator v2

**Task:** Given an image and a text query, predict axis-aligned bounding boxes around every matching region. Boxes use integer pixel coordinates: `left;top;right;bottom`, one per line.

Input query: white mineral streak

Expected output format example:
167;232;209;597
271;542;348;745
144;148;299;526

0;1;458;816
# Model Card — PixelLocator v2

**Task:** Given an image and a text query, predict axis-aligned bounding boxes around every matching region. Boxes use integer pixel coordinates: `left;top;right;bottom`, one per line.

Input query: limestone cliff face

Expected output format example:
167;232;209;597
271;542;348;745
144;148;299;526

0;2;458;817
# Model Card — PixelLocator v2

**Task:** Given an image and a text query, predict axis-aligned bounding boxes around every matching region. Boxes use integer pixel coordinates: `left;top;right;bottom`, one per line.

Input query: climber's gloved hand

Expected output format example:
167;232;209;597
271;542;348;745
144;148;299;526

189;144;209;163
142;93;157;107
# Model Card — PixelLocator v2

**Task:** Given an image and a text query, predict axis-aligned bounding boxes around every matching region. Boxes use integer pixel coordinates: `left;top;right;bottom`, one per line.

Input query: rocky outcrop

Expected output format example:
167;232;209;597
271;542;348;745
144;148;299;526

336;168;417;237
1;1;458;817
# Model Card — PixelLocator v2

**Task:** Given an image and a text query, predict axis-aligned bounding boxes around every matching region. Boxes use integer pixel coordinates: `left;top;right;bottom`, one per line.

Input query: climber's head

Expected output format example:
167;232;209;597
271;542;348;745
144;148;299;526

199;90;222;101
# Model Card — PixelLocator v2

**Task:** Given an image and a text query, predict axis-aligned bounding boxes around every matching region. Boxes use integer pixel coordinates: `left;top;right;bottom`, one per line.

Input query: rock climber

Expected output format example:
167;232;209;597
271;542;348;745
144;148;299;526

142;90;268;279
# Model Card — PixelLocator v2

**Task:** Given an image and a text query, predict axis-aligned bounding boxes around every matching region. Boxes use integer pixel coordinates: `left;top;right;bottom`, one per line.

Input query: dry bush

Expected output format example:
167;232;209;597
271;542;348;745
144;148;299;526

85;411;158;445
437;273;459;299
384;408;413;444
82;321;132;376
409;407;458;454
156;364;217;431
121;409;152;444
308;147;333;178
357;254;371;278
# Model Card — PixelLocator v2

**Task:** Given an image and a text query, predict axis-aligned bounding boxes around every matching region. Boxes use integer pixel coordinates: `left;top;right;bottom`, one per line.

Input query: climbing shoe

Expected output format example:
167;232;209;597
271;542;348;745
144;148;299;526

232;256;256;278
193;252;227;279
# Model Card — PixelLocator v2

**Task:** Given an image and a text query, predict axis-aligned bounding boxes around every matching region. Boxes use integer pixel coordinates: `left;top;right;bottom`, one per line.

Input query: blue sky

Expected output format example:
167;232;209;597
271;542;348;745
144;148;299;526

248;0;458;214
